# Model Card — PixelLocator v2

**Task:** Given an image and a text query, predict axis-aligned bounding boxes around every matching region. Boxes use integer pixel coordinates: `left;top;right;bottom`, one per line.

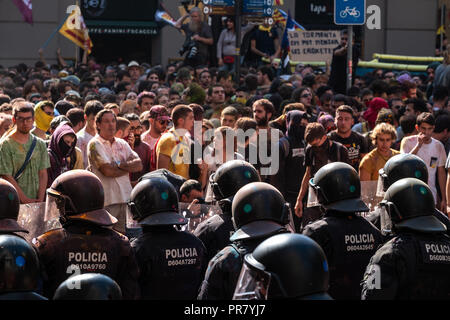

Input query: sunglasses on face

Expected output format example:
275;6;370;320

158;120;169;125
302;94;312;98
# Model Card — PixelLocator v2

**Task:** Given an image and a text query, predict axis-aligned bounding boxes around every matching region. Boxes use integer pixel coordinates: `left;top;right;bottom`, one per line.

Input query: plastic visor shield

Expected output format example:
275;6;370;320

378;201;393;235
179;203;223;233
233;261;271;300
361;180;384;213
17;201;62;243
376;173;387;198
307;179;320;208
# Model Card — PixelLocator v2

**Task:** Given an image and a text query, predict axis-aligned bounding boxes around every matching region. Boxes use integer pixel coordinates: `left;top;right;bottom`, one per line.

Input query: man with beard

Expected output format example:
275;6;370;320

329;105;368;171
252;99;283;183
294;123;350;229
141;105;170;159
175;7;213;68
125;113;151;186
270;110;308;232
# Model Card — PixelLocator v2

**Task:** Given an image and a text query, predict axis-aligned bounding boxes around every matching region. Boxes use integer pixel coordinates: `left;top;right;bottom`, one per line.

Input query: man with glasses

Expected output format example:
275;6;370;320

142;105;170;154
124;113;150;186
0;101;50;204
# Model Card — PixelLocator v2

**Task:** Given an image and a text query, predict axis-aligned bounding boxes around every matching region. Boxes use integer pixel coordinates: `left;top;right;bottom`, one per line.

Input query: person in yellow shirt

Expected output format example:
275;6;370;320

157;104;209;182
359;122;400;181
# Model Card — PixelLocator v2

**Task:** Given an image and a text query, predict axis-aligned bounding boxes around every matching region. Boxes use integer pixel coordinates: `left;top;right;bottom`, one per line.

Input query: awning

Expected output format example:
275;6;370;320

85;20;159;35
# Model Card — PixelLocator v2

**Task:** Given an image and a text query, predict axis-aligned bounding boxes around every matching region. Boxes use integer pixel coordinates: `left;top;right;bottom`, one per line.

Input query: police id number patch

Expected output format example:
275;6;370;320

419;241;450;264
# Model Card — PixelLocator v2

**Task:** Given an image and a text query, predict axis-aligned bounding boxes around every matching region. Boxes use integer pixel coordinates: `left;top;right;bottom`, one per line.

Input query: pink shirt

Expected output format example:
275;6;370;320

141;130;160;151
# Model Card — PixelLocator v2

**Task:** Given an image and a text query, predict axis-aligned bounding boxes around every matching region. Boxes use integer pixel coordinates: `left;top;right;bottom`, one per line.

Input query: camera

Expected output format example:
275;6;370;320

179;37;198;59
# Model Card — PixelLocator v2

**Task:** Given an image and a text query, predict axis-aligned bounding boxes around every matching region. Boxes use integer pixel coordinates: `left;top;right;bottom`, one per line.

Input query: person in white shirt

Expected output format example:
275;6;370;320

88;109;142;234
401;112;447;213
76;100;104;169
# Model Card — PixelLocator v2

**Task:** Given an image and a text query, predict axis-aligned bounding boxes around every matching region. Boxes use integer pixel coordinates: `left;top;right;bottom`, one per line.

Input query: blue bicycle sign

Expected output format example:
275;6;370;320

335;0;365;25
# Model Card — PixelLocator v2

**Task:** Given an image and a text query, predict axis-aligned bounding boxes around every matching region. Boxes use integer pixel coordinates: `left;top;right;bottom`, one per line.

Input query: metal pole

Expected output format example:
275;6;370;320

235;0;242;83
441;4;445;55
346;25;353;93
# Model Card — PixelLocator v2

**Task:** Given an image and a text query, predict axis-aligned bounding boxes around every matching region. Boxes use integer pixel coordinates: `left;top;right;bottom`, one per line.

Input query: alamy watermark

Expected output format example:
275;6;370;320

171;121;281;176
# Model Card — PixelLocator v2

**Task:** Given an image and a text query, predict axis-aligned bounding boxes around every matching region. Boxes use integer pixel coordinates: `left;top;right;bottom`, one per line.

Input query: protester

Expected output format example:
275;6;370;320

0;101;50;203
87;109;143;233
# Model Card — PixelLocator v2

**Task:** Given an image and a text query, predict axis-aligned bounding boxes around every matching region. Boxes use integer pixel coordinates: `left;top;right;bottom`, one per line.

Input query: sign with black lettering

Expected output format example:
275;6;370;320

288;30;340;63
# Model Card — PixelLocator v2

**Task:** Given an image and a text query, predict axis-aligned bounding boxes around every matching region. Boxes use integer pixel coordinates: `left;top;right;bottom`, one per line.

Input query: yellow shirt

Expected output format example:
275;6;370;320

156;128;191;179
359;148;400;181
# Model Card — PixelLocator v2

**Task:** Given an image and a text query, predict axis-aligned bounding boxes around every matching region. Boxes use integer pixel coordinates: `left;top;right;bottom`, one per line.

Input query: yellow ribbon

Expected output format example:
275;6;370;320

259;25;272;32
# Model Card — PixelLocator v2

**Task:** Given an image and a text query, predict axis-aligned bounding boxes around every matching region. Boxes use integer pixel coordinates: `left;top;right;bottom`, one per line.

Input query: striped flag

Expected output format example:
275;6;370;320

58;6;93;54
274;0;284;5
273;9;305;31
281;10;296;68
155;9;177;27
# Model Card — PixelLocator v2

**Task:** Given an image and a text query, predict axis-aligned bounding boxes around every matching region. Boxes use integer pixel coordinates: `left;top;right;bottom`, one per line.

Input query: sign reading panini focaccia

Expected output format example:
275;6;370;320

288;30;341;63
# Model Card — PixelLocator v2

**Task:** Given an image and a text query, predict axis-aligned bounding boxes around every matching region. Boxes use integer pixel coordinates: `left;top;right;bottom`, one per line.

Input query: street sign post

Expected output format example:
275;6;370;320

203;0;274;81
334;0;366;93
334;0;366;25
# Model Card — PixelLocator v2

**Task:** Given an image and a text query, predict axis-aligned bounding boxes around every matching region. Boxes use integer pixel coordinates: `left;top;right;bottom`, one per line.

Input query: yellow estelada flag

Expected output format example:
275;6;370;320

59;6;93;54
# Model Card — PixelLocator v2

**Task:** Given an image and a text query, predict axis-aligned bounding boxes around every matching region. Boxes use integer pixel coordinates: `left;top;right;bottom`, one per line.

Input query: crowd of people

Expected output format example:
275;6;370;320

0;8;450;300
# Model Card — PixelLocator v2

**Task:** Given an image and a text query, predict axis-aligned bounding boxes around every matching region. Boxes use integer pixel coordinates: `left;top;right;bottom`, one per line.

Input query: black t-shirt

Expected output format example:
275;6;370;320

328;131;368;171
250;27;278;57
304;139;350;175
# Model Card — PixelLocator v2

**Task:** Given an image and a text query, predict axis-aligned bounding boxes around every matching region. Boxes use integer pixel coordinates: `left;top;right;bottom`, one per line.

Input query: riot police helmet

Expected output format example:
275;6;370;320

309;162;369;213
0;235;40;294
380;178;446;233
230;182;291;242
139;169;187;198
128;177;187;226
378;153;428;192
209;160;260;201
233;233;332;300
46;170;117;226
53;273;122;300
0;179;28;233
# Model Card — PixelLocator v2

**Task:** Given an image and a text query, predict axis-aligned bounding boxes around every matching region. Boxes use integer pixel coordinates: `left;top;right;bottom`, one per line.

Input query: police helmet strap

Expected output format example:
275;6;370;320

281;203;291;225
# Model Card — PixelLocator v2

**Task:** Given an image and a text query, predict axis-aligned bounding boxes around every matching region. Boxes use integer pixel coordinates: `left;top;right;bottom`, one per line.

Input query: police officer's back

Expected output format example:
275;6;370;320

129;177;207;300
366;153;450;236
362;178;450;300
198;182;291;300
194;160;261;262
0;235;47;300
32;170;140;299
302;162;382;300
234;233;332;300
